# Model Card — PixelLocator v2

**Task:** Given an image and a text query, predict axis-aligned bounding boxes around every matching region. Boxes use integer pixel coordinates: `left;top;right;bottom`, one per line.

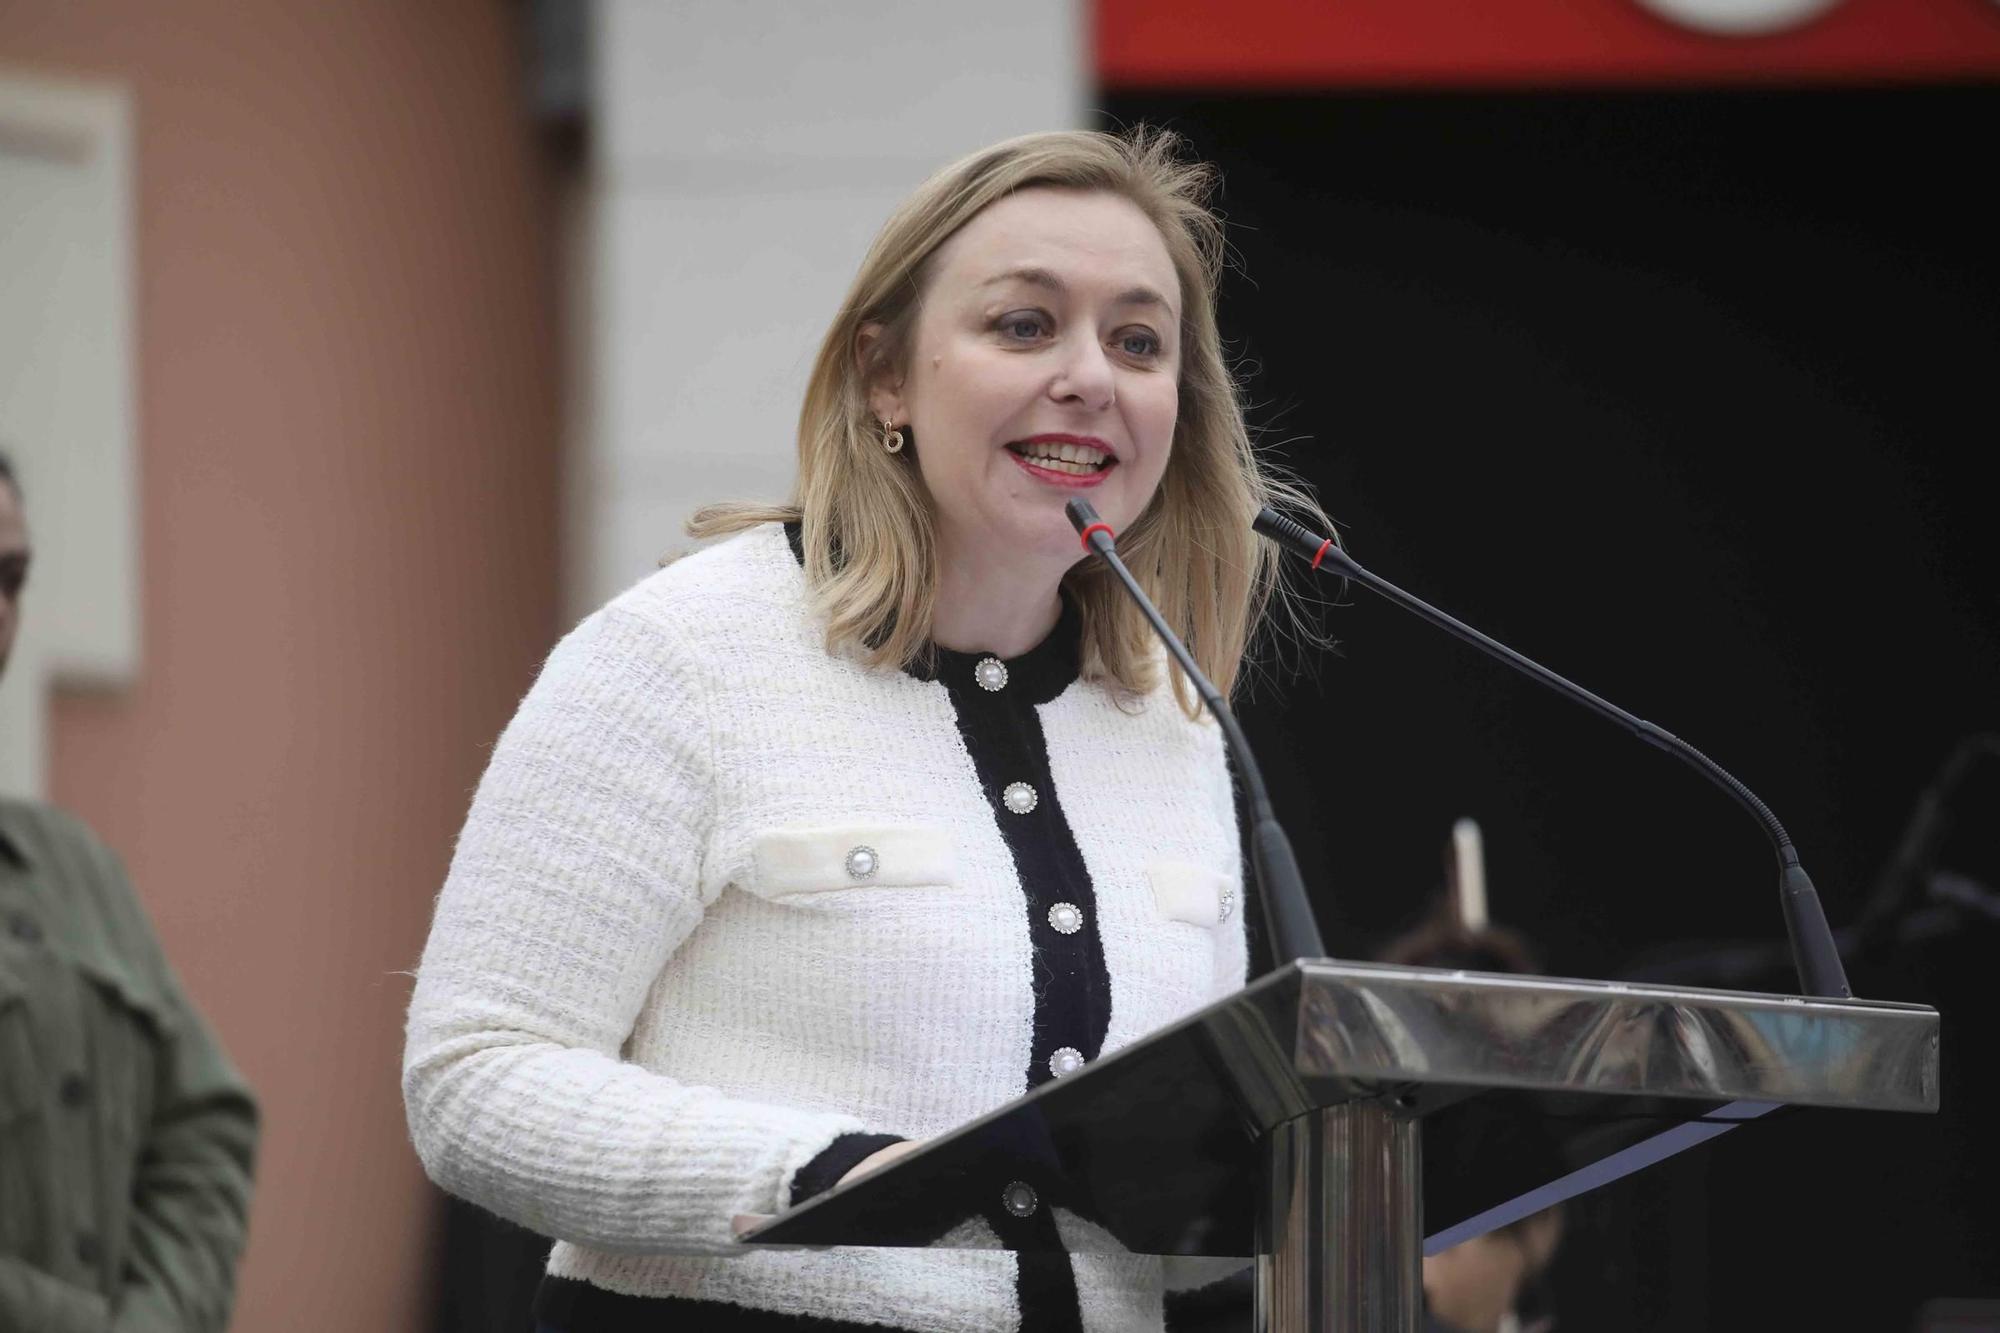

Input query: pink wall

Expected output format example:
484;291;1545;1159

0;5;562;1329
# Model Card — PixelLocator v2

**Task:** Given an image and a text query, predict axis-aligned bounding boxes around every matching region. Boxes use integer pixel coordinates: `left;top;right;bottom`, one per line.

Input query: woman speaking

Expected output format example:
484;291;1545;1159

403;127;1331;1332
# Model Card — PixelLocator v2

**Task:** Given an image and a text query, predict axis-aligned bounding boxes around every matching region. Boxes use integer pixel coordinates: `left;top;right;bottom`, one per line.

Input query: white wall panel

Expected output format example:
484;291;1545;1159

596;182;906;467
569;0;1085;617
0;72;137;798
598;1;1083;170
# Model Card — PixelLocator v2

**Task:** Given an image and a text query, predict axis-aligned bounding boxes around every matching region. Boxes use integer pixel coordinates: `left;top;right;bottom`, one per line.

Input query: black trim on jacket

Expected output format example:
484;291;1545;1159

780;521;1099;1330
535;1276;918;1332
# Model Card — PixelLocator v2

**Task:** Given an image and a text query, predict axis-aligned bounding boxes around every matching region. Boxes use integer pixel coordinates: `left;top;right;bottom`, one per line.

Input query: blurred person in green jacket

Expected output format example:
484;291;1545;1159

0;450;258;1331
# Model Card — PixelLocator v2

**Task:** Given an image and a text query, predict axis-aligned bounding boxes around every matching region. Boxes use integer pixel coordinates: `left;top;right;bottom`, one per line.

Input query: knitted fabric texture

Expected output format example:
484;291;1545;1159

403;524;1247;1331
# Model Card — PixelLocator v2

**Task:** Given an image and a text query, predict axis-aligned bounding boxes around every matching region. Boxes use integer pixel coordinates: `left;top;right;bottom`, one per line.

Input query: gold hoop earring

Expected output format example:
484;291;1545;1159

882;419;905;454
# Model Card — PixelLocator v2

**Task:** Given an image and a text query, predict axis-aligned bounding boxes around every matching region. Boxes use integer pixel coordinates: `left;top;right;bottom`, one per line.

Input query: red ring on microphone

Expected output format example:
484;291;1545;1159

1078;522;1116;552
1311;539;1334;571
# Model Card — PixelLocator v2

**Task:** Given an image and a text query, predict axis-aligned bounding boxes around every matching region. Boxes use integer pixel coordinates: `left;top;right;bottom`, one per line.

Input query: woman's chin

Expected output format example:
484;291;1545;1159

942;487;1130;568
953;512;1086;572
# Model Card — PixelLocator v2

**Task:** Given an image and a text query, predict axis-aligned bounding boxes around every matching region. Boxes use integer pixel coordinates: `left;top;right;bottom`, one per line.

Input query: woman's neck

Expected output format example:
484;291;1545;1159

928;532;1068;659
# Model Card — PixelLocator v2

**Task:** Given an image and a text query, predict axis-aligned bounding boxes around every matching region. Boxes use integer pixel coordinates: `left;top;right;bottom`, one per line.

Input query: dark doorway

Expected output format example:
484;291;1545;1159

1102;85;1999;1330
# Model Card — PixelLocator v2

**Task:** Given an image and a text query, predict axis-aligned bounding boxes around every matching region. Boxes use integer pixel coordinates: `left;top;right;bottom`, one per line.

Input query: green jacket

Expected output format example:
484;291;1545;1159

0;799;257;1332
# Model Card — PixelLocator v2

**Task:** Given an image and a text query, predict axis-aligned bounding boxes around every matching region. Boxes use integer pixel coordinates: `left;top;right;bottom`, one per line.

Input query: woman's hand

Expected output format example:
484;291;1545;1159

836;1139;924;1187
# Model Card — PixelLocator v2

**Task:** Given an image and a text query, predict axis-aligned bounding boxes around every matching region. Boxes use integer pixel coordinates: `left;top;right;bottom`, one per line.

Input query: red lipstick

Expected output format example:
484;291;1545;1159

1005;433;1119;489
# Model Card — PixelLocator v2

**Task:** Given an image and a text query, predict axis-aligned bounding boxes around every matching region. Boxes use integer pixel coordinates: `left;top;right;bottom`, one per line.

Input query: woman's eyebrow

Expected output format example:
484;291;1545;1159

981;266;1174;314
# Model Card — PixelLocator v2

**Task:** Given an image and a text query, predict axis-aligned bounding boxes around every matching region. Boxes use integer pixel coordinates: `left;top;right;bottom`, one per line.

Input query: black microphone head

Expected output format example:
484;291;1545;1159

1254;506;1361;578
1252;506;1326;560
1064;498;1101;534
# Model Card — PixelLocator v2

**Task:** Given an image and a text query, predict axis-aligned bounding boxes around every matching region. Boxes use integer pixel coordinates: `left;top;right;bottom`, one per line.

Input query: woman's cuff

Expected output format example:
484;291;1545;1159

787;1132;908;1206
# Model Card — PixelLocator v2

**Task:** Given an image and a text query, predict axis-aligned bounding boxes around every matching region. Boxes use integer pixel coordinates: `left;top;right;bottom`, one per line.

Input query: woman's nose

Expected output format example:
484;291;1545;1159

1048;336;1116;411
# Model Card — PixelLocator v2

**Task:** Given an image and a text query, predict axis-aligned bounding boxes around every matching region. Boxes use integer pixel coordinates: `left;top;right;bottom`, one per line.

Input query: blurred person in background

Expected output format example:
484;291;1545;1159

1379;916;1563;1333
403;128;1334;1332
1163;842;1568;1333
1379;877;1564;1333
0;449;259;1331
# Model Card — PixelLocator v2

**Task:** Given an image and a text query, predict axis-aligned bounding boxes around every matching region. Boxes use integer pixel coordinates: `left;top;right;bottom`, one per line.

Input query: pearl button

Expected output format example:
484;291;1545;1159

1002;782;1038;814
1002;1180;1039;1217
844;846;878;880
1049;1046;1084;1078
1219;885;1235;921
1048;902;1083;934
974;657;1008;692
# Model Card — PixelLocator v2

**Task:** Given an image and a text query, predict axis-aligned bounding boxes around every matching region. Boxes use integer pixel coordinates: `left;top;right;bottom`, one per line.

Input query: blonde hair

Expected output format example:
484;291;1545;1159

690;126;1335;717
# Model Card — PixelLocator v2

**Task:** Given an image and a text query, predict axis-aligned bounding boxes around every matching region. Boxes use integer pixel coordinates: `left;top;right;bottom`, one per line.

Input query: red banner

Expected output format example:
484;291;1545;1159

1096;0;2000;88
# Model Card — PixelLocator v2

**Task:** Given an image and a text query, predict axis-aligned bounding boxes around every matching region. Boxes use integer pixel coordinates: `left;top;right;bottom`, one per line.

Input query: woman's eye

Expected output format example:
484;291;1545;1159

1118;331;1161;358
999;313;1049;341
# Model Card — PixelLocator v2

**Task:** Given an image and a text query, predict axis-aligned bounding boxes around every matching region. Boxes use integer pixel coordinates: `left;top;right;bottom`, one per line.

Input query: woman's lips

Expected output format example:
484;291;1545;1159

1006;448;1116;488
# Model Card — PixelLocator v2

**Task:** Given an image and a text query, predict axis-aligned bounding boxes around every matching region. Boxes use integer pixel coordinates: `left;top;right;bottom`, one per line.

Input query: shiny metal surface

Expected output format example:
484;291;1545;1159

1286;961;1938;1113
746;961;1939;1258
1257;1104;1422;1333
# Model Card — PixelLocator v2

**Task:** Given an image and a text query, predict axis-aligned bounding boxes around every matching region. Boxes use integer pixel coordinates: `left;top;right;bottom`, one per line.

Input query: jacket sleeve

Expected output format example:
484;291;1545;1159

788;1133;908;1207
109;972;259;1333
402;606;865;1257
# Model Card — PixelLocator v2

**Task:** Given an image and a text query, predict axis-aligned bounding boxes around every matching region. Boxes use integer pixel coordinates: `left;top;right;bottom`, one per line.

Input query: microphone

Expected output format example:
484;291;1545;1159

1065;498;1327;971
1252;505;1851;999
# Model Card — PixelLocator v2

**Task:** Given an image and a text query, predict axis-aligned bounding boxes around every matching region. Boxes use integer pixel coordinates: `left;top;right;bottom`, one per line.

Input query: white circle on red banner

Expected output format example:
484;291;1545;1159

1633;0;1842;36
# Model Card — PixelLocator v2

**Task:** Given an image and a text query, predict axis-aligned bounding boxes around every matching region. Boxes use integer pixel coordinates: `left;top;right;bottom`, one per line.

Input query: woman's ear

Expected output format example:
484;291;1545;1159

855;322;905;425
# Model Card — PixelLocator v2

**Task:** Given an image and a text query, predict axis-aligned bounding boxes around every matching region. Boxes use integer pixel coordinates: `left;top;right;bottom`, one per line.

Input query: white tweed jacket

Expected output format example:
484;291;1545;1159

402;523;1248;1331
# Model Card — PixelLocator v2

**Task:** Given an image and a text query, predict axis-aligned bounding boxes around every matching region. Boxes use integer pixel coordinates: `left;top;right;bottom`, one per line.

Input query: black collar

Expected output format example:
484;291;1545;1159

780;520;1081;703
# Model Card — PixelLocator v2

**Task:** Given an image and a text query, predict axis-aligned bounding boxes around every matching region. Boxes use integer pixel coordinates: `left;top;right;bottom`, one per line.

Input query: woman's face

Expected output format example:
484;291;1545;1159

872;187;1182;568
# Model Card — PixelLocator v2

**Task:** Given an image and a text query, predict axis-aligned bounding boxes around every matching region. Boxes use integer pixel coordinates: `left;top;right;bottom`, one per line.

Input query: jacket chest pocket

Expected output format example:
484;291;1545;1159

741;824;956;908
75;954;173;1180
1148;861;1239;929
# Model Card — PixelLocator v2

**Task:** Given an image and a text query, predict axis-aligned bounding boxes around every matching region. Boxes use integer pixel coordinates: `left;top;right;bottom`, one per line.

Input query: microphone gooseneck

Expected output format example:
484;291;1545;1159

1065;498;1327;970
1252;505;1851;999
